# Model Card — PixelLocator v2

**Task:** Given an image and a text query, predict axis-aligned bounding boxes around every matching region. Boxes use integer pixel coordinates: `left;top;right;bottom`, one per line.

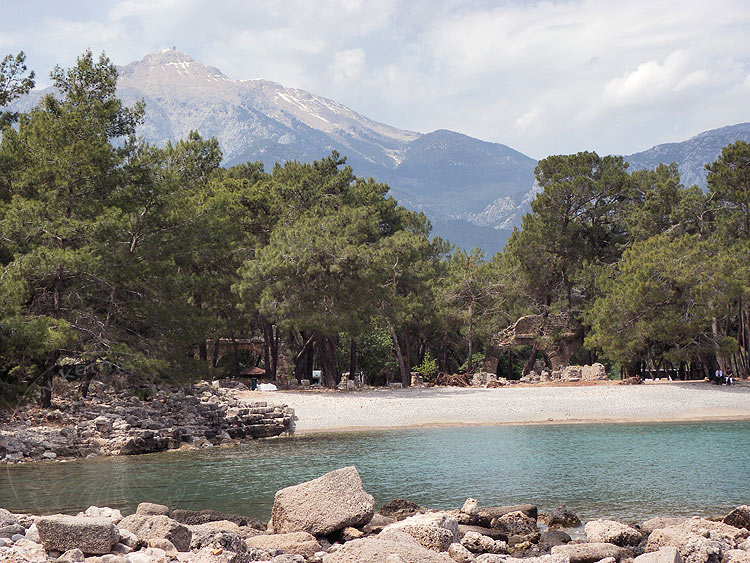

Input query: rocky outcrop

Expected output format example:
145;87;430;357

271;466;375;536
646;518;749;563
37;515;119;555
725;506;750;531
0;382;295;463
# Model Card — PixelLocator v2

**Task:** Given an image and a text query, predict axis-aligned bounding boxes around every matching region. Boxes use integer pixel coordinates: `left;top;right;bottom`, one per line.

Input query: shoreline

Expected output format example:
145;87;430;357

246;380;750;434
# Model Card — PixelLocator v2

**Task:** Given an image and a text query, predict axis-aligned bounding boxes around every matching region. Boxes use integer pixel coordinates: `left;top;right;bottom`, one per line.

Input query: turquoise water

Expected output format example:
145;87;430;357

1;421;748;523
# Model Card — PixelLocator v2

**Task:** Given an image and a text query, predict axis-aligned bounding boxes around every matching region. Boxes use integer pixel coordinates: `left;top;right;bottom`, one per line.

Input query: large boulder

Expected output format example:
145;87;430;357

724;506;750;531
585;519;643;546
118;514;192;552
245;531;322;558
491;511;537;536
37;515;120;555
271;466;375;536
382;512;459;552
322;530;454;562
551;542;627;563
647;518;748;556
547;505;581;528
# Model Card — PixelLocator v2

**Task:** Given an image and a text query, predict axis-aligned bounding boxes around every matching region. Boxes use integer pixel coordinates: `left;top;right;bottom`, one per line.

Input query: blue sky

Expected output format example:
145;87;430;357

2;0;749;159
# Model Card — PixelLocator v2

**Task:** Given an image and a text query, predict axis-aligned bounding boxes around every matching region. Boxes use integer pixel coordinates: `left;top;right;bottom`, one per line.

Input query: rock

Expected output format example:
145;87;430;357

25;522;40;542
462;499;479;516
378;499;426;520
459;525;507;542
322;530;454;562
118;514;191;552
147;537;178;555
551;542;626;563
37;515;120;555
271;466;375;536
0;523;25;538
449;542;476;562
477;505;538;527
245;532;322;558
58;548;85;562
111;542;133;554
547;505;581;528
585;519;643;546
539;530;572;550
461;530;508;554
476;554;568;563
118;528;140;548
635;547;683;563
340;527;365;541
364;514;396;534
0;508;18;527
136;502;170;516
491;511;537;536
645;518;748;563
723;549;750;563
641;517;688;535
724;506;750;531
81;506;123;523
382;512;459;552
581;363;608;380
170;509;261;528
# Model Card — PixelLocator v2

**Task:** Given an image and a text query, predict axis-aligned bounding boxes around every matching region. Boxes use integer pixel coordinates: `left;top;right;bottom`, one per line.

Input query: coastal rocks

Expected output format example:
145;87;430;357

136;502;170;516
382;512;459;551
477;504;538;527
378;498;426;520
644;518;750;563
322;530;454;562
37;515;120;555
1;383;295;464
547;505;581;528
461;530;508;554
271;466;375;536
491;510;538;536
0;508;18;527
724;506;750;531
245;531;322;558
171;508;262;528
551;542;627;563
118;514;192;551
585;519;643;546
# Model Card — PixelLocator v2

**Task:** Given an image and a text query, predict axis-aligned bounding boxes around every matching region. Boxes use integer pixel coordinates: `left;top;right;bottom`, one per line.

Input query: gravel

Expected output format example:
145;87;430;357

243;382;750;433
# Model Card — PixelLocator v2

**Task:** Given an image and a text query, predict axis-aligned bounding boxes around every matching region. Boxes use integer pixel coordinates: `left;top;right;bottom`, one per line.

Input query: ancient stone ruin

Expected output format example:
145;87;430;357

482;312;583;375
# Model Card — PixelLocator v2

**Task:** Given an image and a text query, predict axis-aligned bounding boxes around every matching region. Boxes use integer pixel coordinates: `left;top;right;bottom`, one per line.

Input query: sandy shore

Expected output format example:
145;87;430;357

243;381;750;433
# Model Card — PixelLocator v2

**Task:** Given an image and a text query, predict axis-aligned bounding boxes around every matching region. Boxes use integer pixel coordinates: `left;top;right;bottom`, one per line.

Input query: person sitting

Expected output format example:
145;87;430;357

726;371;733;385
715;368;724;384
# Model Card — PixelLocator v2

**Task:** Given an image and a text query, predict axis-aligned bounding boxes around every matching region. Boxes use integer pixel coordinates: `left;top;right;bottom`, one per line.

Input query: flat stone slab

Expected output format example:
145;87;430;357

37;515;119;555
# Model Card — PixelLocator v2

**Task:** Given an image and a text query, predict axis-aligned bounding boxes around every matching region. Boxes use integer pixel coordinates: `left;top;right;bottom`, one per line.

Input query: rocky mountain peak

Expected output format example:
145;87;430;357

118;49;232;94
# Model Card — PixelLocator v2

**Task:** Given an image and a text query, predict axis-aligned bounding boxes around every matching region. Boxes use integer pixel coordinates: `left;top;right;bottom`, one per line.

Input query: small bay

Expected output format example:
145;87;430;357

1;420;748;522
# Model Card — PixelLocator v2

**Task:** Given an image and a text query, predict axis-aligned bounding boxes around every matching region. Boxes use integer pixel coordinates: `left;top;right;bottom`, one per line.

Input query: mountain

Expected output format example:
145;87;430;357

6;50;750;254
625;123;750;188
112;50;536;254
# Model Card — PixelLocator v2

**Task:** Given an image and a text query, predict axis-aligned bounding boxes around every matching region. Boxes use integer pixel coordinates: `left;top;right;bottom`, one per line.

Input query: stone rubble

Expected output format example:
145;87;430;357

1;466;750;562
0;381;295;464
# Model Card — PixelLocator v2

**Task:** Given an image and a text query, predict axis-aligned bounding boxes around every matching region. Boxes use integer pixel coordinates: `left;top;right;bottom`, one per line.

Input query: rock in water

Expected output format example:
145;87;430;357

271;466;375;536
37;515;120;555
547;505;581;528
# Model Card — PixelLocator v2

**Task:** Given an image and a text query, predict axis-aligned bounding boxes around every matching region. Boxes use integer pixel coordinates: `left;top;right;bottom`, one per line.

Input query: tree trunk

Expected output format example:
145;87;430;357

467;302;475;373
318;334;338;388
403;329;412;373
522;342;539;376
348;338;357;381
40;351;59;408
388;319;409;386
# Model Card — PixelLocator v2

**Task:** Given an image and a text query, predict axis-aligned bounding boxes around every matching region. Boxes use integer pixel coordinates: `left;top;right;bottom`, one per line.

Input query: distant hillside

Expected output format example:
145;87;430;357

625;123;750;188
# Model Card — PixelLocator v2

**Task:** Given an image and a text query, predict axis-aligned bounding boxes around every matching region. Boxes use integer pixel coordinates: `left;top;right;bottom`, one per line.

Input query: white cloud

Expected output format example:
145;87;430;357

4;0;750;158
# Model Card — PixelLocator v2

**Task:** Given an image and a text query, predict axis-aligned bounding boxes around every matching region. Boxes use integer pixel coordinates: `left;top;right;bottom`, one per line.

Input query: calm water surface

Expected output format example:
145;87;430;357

1;421;748;522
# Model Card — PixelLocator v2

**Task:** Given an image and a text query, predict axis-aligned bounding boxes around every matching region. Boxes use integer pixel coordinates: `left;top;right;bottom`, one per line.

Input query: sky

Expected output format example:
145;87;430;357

2;0;749;159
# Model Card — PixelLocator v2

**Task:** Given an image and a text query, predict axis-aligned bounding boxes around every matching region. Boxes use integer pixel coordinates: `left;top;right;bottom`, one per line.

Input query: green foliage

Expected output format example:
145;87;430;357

414;351;438;378
0;51;35;127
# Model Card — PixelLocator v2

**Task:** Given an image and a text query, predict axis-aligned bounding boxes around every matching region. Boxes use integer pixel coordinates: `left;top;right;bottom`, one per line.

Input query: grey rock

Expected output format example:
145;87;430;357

118;514;191;552
458;525;508;542
0;524;25;538
547;505;581;528
135;502;169;516
37;515;119;555
539;529;572;550
641;518;689;536
58;548;85;562
245;532;322;558
382;512;459;552
271;466;375;536
461;530;508;554
551;542;626;563
378;499;426;520
0;508;18;527
449;542;476;562
491;511;537;536
477;505;538;527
